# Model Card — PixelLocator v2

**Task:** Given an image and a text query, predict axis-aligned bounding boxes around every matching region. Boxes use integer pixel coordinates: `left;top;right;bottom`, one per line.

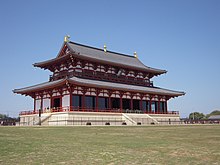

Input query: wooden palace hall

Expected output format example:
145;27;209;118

14;36;185;126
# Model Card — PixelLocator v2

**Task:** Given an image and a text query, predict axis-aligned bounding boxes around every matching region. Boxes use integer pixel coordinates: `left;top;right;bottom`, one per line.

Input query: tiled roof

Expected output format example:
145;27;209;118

67;42;166;74
13;77;185;97
34;41;166;75
69;77;185;97
13;79;66;94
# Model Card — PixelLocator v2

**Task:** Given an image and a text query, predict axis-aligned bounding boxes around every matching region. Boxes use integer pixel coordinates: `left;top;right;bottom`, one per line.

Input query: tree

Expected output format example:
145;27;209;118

0;114;7;119
189;112;205;120
206;110;220;118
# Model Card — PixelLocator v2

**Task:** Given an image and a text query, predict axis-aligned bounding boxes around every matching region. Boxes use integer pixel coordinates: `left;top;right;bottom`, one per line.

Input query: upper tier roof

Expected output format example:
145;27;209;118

34;41;167;75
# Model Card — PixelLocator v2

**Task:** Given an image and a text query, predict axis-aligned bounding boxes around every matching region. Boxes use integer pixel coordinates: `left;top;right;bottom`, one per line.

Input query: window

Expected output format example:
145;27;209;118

142;100;150;112
85;96;96;109
151;101;159;112
160;102;166;113
98;97;108;110
151;101;156;113
72;95;82;108
133;100;140;110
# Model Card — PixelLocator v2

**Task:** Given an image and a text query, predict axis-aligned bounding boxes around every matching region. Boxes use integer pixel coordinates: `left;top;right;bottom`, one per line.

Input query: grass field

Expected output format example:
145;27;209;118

0;125;220;165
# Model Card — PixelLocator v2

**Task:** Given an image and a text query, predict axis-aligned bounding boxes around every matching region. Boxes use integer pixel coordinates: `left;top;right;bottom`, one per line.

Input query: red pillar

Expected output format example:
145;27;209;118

130;98;133;110
140;98;143;113
34;98;36;113
158;100;160;114
40;96;43;114
69;88;72;111
149;100;152;114
120;95;122;113
165;101;168;114
108;96;112;111
96;95;98;112
82;94;85;111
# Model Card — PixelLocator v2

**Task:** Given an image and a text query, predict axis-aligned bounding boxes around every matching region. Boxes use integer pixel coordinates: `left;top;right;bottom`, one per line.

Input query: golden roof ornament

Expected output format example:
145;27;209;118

64;35;70;43
134;51;138;58
104;44;107;53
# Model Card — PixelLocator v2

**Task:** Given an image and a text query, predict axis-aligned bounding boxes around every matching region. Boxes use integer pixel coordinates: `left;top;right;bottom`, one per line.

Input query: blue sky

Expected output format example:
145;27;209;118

0;0;219;117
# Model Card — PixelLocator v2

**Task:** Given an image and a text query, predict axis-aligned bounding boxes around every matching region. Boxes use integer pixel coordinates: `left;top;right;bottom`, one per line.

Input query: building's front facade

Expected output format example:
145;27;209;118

14;38;185;125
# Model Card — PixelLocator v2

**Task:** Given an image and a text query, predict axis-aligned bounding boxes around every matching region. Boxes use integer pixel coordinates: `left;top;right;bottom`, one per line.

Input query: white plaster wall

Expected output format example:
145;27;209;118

62;95;70;107
36;99;41;110
43;98;50;109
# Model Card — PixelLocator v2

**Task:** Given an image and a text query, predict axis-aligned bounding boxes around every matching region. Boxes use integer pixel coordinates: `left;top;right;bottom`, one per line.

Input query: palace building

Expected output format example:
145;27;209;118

14;37;185;126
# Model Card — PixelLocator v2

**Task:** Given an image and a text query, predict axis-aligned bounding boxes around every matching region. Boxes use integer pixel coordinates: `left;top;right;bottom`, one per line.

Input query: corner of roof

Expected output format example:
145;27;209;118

56;42;68;58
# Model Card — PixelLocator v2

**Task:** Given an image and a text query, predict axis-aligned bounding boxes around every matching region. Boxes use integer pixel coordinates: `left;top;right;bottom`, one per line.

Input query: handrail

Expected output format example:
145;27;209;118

49;70;153;87
19;107;179;116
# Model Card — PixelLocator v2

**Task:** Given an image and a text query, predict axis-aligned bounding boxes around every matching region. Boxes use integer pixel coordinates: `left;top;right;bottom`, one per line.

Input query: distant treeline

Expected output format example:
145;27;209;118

0;113;19;126
189;110;220;120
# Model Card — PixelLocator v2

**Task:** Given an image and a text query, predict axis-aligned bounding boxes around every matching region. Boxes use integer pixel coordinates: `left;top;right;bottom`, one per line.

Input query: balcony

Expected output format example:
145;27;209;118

49;70;153;87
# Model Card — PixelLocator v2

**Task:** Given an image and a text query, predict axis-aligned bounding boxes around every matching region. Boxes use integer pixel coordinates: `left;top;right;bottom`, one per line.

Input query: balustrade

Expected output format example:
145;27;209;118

19;107;179;116
49;69;153;87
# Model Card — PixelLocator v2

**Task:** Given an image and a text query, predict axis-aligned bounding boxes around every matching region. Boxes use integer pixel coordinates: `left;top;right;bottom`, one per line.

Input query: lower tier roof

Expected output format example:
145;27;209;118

13;77;185;97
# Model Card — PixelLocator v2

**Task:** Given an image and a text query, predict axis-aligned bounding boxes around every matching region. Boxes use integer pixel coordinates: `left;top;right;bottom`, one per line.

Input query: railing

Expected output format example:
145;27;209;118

49;70;153;87
19;106;179;116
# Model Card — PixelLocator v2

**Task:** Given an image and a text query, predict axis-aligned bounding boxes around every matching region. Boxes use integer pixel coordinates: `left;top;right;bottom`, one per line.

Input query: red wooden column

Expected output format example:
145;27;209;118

108;90;112;112
108;97;111;111
40;95;43;113
140;94;143;113
69;87;72;111
120;93;123;113
158;99;160;114
82;87;86;112
96;89;99;112
49;91;53;111
130;93;133;111
149;95;152;114
165;100;168;114
34;97;36;113
58;89;63;112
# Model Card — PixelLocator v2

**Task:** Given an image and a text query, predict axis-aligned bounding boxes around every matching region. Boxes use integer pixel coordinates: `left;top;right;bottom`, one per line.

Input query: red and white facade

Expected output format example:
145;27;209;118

14;40;185;117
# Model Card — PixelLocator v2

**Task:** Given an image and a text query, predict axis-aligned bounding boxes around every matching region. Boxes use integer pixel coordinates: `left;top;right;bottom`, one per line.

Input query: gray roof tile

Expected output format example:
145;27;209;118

13;79;65;94
67;42;166;74
69;77;184;97
14;76;185;97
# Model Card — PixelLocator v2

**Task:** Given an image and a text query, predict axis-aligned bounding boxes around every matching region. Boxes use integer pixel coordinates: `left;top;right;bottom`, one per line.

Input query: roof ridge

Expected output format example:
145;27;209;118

68;41;136;58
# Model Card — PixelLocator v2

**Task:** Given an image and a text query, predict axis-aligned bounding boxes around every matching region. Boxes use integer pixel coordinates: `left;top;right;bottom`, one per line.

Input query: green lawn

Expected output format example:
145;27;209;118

0;125;220;165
